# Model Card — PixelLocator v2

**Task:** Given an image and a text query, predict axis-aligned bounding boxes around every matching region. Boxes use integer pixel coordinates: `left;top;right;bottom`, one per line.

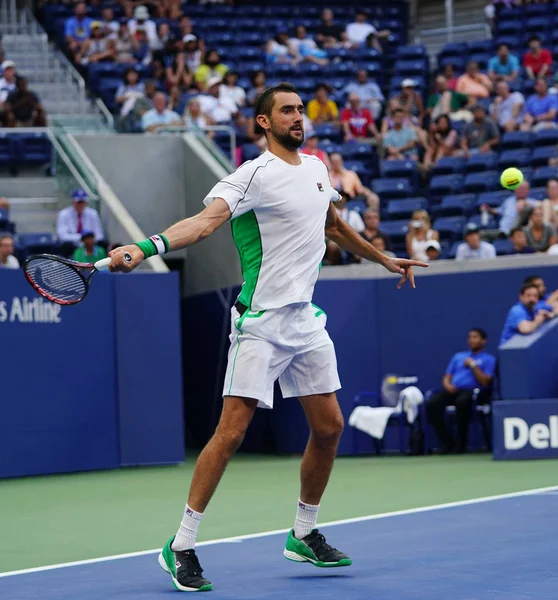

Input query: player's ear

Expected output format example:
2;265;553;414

255;113;270;133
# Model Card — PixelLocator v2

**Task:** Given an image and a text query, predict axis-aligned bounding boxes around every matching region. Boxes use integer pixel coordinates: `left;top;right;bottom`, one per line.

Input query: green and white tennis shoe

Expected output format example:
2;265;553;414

158;536;212;592
283;529;352;567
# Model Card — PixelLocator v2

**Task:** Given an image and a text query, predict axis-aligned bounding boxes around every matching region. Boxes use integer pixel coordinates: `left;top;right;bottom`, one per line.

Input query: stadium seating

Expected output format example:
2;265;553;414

384;197;428;220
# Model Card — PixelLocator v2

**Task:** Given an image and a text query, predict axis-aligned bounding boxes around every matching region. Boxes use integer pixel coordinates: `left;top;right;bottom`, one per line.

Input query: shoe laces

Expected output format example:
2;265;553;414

179;550;203;577
306;530;337;554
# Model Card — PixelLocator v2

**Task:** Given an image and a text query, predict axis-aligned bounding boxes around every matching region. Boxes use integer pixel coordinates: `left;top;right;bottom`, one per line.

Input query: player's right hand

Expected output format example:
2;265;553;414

108;244;144;273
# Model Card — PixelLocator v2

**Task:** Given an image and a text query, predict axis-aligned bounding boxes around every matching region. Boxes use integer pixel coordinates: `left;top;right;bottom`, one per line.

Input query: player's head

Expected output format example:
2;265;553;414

524;275;545;299
468;328;487;352
520;283;540;309
255;82;304;151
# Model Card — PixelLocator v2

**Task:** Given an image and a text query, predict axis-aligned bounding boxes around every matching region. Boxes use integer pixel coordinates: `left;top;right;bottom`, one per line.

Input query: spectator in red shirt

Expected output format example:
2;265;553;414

524;35;552;79
300;132;331;170
341;93;379;143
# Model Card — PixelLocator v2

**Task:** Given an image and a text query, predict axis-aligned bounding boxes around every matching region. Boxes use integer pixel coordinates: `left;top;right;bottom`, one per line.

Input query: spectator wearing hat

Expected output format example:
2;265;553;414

128;5;158;49
56;189;104;257
182;35;202;73
197;77;238;124
491;80;524;133
460;105;500;157
343;69;384;121
73;231;107;264
396;79;424;123
426;328;496;453
488;43;520;83
307;83;339;124
520;78;557;132
141;92;182;133
456;61;493;100
76;21;115;66
524;35;553;80
4;77;46;128
0;234;19;270
300;133;331;169
195;50;228;92
425;239;442;261
65;2;93;60
455;223;496;260
382;107;418;160
341;93;378;143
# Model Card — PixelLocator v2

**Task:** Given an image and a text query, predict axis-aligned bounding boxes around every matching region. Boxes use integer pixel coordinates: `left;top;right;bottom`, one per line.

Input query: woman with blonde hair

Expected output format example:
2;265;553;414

405;209;440;261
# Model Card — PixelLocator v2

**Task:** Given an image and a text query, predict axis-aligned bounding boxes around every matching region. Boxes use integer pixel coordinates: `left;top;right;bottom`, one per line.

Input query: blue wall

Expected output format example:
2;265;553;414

0;270;184;478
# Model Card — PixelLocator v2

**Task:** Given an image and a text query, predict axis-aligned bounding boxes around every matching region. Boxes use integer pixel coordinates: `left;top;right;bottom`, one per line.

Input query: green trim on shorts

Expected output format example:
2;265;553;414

312;303;326;318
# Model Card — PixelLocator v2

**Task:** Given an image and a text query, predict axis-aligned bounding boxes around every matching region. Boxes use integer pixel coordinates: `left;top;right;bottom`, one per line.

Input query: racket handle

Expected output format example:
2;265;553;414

95;253;132;271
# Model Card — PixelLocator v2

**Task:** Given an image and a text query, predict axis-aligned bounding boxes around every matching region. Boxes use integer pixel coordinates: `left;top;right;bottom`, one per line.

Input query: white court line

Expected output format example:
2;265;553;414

1;483;557;579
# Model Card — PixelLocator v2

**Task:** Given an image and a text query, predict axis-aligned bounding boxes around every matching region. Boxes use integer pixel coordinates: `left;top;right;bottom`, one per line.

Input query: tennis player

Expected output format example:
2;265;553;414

109;82;428;592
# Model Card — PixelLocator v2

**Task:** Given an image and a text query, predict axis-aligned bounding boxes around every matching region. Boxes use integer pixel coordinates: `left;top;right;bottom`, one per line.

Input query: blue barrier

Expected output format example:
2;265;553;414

0;270;184;478
493;399;558;460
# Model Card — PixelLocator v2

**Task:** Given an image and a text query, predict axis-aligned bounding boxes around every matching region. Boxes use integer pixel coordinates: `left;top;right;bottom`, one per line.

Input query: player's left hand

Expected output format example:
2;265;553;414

383;258;428;289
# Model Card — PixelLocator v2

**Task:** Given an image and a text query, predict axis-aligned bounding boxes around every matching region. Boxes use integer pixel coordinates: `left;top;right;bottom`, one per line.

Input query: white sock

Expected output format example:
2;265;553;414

171;504;203;551
293;499;320;539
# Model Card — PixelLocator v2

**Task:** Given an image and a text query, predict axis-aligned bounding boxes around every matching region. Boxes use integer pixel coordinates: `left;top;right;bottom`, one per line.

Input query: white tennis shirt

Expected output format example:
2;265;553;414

204;150;340;311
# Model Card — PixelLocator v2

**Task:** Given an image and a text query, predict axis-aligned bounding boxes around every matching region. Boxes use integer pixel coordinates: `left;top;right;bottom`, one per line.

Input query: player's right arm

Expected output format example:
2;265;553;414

108;198;231;271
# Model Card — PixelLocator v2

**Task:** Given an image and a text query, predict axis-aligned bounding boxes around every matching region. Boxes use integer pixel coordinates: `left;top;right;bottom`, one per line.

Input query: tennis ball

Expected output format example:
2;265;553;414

500;167;524;190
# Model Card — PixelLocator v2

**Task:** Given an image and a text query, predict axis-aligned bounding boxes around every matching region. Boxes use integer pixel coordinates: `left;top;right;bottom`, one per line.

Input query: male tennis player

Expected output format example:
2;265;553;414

109;83;428;592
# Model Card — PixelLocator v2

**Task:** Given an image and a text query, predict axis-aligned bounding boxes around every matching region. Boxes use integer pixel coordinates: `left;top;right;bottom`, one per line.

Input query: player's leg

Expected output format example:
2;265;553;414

425;390;456;453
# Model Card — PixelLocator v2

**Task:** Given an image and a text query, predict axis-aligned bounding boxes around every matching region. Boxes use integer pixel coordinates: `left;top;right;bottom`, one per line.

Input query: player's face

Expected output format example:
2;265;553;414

268;92;305;150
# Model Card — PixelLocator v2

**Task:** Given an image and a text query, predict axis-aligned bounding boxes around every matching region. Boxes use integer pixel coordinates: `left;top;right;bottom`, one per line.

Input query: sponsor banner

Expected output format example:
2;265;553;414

493;399;558;460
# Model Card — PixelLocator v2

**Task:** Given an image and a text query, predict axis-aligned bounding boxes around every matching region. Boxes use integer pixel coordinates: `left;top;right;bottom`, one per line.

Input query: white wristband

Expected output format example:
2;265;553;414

149;235;167;255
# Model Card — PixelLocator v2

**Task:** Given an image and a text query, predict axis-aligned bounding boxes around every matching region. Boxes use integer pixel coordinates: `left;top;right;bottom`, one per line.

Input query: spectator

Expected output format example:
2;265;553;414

325;192;365;265
524;35;552;80
300;133;331;169
182;35;202;74
247;70;266;106
0;234;19;269
542;179;558;228
265;32;299;66
523;204;557;252
56;189;104;257
131;27;152;66
100;7;119;39
341;93;378;143
4;77;46;128
113;21;134;64
307;83;339;124
152;23;177;61
289;25;329;67
315;8;347;49
499;283;554;345
426;75;470;122
422;114;459;170
481;181;536;236
220;72;246;108
382;107;418;160
455;223;497;260
509;227;536;254
491;80;525;132
184;97;215;136
197;77;239;124
360;209;393;251
122;79;157;132
343;69;384;120
73;231;107;264
166;53;194;92
442;63;459;91
520;78;557;132
381;98;419;134
456;61;493;100
345;10;390;51
128;5;158;49
488;43;520;83
141;91;182;133
115;68;145;119
426;328;496;453
328;152;379;210
75;21;115;66
0;60;17;118
65;2;93;60
524;274;558;313
369;235;396;259
195;50;228;91
405;209;440;262
425;239;442;261
460;105;500;157
396;79;424;123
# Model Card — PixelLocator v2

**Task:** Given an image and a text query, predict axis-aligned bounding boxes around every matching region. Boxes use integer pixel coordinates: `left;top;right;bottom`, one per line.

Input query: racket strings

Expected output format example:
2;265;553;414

25;258;87;303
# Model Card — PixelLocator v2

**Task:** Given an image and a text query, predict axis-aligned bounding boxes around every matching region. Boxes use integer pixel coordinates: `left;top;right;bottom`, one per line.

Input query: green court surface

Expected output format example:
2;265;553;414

1;453;557;573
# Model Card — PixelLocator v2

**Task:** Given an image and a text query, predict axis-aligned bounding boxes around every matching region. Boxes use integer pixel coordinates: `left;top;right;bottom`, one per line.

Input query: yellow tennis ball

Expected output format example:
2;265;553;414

500;167;524;190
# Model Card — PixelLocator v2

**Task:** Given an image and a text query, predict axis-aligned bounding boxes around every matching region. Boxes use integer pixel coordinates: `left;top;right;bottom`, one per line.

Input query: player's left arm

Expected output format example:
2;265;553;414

324;202;428;288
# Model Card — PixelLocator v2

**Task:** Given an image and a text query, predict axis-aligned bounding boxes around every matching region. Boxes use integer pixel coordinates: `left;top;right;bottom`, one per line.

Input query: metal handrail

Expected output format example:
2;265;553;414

94;98;115;130
415;23;491;45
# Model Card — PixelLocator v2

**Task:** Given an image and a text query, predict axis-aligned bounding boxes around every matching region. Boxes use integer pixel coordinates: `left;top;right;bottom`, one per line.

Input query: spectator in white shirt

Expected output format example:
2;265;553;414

100;7;119;39
0;234;19;269
219;72;246;108
141;92;182;133
345;11;390;51
455;223;496;260
343;69;384;120
128;5;158;49
0;60;17;122
491;80;524;132
56;188;104;257
197;76;238;124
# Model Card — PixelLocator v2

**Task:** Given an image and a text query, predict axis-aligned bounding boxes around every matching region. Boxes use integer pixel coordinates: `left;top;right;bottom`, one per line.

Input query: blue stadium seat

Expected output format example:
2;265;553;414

439;42;468;59
529;186;548;201
468;213;499;230
526;17;549;32
531;166;558;188
438;56;467;71
431;156;466;176
313;124;342;142
344;160;374;185
396;45;427;59
341;142;375;161
433;216;467;242
242;144;261;161
526;3;550;16
380;159;419;181
493;239;514;256
372;178;414;201
434;194;477;218
476;190;510;208
393;60;428;76
531;146;557;167
464;171;501;193
377;219;409;242
384;197;428;220
0;133;15;166
469;53;490;70
346;199;367;215
498;6;522;20
498;149;533;170
447;240;461;259
497;20;523;35
534;128;558;147
465;152;499;173
318;141;342;155
468;40;494;54
13;133;53;165
429;174;465;201
19;233;58;255
500;131;536;150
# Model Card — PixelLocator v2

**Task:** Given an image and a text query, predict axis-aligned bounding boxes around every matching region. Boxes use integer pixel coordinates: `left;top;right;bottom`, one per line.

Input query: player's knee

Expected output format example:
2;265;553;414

313;414;344;442
215;424;247;453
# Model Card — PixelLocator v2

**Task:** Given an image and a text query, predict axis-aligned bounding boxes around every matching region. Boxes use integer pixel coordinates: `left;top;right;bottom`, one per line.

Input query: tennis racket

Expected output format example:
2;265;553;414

23;253;132;306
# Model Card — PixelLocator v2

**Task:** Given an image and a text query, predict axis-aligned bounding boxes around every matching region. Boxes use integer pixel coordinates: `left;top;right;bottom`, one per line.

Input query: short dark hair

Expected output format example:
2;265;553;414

528;35;541;44
524;275;542;285
496;42;509;51
521;283;539;295
470;327;487;340
510;227;524;237
254;82;299;135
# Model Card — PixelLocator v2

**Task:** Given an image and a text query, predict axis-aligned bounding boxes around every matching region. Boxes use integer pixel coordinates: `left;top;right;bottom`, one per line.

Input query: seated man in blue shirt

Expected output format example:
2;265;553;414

426;328;496;454
488;43;520;83
499;283;554;346
523;274;558;313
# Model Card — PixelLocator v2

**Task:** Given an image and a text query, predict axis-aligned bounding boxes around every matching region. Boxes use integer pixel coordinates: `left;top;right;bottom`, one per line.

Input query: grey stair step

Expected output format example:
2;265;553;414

2;178;58;198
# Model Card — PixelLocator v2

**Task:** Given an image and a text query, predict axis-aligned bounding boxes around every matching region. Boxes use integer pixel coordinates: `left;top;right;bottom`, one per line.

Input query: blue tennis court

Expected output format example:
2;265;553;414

2;488;557;600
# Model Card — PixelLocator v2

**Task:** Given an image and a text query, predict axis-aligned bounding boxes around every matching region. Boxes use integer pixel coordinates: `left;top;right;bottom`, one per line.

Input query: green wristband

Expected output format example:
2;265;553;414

135;239;156;259
134;234;170;259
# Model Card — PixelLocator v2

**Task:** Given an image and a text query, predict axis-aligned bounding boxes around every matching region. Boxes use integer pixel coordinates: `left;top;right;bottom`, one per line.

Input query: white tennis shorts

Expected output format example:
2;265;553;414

222;301;341;409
